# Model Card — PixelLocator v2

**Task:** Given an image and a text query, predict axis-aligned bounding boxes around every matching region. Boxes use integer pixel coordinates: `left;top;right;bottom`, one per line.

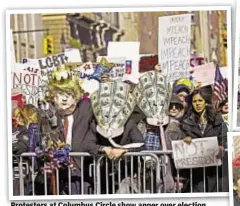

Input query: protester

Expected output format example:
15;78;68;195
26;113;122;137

180;86;228;192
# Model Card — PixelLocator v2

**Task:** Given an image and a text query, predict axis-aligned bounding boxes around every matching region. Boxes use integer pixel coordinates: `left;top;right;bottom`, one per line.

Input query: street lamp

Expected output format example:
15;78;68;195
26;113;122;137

60;31;66;52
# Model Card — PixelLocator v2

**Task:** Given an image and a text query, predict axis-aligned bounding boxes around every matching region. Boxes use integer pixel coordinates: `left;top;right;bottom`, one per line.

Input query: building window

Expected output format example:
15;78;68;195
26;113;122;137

114;13;119;28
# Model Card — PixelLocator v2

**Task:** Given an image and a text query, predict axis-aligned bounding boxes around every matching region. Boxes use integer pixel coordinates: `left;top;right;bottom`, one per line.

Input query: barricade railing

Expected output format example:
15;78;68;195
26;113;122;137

96;152;161;194
14;150;228;196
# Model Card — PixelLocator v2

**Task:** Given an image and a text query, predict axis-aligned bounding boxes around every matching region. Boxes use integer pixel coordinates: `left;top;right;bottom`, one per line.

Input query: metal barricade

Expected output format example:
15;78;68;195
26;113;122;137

96;152;161;194
17;152;96;196
15;150;228;195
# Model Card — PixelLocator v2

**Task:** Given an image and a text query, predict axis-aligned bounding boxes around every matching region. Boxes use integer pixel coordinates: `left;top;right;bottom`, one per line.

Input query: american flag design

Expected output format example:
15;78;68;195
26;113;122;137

213;65;228;106
125;60;132;74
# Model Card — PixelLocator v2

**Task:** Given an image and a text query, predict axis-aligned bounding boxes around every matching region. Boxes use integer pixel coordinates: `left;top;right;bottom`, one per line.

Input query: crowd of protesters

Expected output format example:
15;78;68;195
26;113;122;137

11;62;229;195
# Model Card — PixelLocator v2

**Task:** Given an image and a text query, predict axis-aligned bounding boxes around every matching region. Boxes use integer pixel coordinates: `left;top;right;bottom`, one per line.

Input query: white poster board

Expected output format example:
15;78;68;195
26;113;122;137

12;63;39;106
107;42;140;83
158;14;191;83
220;67;228;79
37;48;82;70
171;136;222;169
192;62;216;86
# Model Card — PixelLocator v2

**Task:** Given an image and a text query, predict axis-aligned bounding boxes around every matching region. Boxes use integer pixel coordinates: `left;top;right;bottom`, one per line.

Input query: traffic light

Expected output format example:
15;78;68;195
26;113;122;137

42;34;54;55
222;29;227;48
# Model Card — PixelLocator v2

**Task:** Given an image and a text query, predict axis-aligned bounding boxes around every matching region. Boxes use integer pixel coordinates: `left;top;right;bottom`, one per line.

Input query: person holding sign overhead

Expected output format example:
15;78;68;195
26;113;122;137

180;85;228;192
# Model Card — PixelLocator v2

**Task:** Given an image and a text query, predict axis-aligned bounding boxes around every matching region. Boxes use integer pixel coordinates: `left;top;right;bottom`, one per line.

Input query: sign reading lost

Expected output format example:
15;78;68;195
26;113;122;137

171;136;222;169
158;14;191;83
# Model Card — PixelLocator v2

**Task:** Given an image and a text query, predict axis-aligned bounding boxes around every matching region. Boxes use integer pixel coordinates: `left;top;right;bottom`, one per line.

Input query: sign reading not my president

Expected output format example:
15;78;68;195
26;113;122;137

171;136;222;169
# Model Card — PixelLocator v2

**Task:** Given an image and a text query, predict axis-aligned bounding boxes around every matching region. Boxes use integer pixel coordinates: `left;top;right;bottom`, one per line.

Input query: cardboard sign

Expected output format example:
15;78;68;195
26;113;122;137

192;62;216;86
12;63;39;106
37;48;82;70
172;136;222;169
158;14;191;83
97;56;126;81
107;42;140;84
139;54;158;73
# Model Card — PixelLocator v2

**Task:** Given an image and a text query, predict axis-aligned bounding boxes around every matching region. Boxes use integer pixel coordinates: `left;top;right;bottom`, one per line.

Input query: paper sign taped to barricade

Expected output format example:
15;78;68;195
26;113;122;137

158;14;191;83
171;136;222;169
192;62;216;87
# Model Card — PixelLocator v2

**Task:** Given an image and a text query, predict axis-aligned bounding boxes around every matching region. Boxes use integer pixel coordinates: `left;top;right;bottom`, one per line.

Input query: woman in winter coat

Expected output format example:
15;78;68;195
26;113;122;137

180;86;228;192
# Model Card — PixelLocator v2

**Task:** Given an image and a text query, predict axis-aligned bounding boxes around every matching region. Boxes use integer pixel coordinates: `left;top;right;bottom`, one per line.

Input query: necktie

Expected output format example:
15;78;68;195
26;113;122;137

64;116;69;141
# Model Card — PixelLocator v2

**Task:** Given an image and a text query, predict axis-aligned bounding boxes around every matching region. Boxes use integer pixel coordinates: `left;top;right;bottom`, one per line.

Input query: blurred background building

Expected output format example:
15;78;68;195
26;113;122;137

10;14;44;62
10;10;227;66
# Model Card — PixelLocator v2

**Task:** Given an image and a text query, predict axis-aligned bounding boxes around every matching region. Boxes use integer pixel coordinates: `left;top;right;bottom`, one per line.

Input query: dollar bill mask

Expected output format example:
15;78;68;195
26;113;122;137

91;82;136;139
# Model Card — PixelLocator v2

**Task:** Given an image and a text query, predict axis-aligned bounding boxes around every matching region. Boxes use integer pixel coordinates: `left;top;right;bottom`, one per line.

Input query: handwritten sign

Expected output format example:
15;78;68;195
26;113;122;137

23;49;82;71
172;136;221;169
158;14;191;83
192;62;216;87
190;52;205;67
97;56;126;81
12;63;39;106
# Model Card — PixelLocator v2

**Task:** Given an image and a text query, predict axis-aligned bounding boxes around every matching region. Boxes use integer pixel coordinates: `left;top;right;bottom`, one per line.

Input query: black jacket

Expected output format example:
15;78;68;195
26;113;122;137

181;112;228;146
12;126;29;155
180;112;228;192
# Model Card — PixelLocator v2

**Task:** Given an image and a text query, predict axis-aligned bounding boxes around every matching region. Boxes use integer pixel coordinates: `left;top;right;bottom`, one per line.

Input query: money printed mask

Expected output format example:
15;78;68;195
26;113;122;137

90;82;136;139
133;71;169;126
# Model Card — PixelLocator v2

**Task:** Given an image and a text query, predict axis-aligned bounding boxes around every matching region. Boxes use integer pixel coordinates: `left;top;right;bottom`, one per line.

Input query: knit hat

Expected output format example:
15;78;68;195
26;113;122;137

172;78;194;95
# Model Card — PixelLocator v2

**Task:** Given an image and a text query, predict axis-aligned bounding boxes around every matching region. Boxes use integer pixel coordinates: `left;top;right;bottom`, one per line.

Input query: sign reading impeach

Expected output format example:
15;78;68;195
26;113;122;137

171;136;222;169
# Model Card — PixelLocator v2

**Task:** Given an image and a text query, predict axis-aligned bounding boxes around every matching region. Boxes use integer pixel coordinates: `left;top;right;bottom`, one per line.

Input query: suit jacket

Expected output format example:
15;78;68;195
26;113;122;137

90;119;145;152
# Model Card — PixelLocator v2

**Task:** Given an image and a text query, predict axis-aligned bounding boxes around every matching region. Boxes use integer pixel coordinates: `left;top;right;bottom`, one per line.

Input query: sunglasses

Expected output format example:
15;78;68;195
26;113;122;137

169;103;183;110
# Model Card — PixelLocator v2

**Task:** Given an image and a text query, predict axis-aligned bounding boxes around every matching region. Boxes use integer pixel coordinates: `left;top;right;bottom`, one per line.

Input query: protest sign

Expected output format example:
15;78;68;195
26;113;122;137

171;136;222;169
107;42;140;84
12;63;39;106
37;48;82;70
220;67;228;79
158;14;191;83
190;52;205;67
139;54;158;73
97;56;126;81
192;62;216;87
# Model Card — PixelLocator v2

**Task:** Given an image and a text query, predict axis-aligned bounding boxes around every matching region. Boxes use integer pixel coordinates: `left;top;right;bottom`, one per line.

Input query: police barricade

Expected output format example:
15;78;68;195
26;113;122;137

96;152;161;194
15;150;228;195
17;152;96;196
